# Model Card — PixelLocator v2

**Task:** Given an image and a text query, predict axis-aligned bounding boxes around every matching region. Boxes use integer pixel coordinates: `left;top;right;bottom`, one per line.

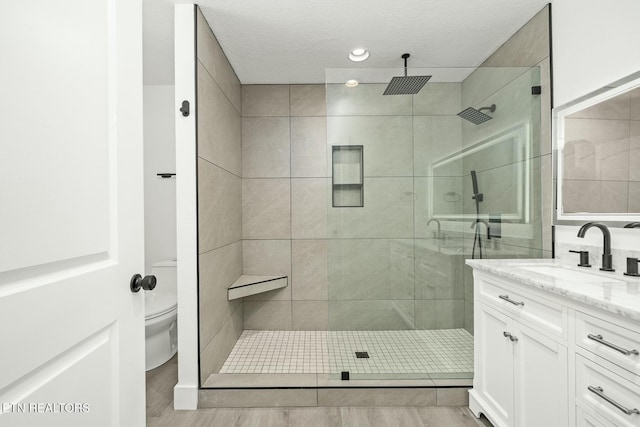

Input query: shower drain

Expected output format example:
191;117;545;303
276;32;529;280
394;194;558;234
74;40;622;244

355;352;369;359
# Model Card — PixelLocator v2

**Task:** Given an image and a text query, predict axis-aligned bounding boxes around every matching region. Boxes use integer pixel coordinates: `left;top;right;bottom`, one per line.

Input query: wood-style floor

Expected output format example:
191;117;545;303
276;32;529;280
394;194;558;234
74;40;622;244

146;356;493;427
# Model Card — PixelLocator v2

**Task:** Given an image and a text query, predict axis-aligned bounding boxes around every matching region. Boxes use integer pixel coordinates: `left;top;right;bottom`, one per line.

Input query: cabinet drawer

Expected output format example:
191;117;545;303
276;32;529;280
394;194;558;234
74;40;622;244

576;354;640;427
576;311;640;375
577;406;616;427
477;277;566;337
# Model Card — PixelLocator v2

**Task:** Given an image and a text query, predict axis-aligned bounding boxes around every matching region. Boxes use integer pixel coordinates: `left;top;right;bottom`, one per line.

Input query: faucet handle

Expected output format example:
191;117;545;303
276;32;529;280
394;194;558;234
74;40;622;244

569;250;591;268
624;257;640;277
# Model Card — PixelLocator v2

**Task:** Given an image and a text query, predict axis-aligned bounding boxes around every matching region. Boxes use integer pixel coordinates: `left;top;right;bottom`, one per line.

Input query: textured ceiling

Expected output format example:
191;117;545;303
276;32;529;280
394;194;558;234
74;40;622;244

143;0;549;85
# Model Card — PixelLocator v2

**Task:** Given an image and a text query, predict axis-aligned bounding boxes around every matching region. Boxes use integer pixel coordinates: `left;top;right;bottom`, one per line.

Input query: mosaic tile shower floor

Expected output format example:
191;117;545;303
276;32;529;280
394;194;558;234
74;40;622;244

220;329;473;377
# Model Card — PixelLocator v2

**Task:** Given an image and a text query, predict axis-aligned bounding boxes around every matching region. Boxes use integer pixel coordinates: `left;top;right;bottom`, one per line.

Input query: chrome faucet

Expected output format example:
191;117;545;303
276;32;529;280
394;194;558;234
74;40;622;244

427;218;442;239
577;222;614;271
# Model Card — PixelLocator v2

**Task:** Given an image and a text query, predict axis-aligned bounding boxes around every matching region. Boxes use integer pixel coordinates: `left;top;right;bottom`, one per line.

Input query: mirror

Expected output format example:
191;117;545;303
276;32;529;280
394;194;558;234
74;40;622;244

555;72;640;224
430;122;531;222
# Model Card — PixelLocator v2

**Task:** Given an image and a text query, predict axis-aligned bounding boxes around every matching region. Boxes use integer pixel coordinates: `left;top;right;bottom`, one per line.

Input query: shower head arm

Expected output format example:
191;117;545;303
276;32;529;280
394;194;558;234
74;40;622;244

478;104;497;113
402;53;410;77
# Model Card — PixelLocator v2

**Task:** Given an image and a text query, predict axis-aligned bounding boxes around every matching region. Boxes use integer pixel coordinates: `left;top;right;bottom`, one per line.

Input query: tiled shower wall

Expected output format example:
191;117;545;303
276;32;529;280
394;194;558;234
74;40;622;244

240;83;467;331
241;84;330;331
196;9;244;382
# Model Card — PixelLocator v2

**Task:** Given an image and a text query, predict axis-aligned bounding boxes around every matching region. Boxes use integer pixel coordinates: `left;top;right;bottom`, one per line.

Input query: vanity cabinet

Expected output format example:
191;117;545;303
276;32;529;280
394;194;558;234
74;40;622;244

473;281;568;427
469;265;640;427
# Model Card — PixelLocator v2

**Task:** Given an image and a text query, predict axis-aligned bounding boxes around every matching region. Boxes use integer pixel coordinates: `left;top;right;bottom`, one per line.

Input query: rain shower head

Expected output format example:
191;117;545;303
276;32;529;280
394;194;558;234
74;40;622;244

383;53;431;95
457;104;497;125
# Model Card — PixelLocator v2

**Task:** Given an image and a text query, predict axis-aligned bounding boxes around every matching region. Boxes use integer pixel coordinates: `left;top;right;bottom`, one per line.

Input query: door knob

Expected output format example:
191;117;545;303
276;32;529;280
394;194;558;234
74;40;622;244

130;274;157;293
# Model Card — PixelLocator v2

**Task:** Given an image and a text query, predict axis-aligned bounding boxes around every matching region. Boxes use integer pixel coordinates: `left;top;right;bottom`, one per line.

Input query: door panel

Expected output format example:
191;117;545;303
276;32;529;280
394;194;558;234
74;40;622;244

514;323;568;427
0;0;144;425
477;303;514;426
1;0;111;272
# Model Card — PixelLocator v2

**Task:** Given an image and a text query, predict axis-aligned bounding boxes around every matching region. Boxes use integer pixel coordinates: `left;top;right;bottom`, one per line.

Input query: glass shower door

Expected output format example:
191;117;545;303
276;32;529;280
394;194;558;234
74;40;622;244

324;65;543;383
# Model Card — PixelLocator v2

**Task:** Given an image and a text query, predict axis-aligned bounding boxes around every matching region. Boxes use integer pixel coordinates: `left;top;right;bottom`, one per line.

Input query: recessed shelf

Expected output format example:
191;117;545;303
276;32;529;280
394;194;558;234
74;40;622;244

228;275;288;300
332;146;363;207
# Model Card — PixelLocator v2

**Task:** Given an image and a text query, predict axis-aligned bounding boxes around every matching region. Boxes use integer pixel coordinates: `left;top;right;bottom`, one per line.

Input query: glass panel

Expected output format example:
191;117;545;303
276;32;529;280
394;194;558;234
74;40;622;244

325;66;542;383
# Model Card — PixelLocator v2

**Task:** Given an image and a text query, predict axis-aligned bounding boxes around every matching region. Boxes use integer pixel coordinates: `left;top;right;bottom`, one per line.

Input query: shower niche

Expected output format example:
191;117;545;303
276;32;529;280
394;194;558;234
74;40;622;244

332;145;363;207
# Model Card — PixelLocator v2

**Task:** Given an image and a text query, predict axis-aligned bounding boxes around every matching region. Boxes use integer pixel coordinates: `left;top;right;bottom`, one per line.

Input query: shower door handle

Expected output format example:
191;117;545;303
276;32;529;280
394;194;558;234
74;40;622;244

130;274;157;292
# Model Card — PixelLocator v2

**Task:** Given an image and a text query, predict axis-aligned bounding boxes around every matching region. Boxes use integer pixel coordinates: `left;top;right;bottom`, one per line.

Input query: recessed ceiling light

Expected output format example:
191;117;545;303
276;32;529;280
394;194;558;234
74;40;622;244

345;79;359;88
348;48;370;62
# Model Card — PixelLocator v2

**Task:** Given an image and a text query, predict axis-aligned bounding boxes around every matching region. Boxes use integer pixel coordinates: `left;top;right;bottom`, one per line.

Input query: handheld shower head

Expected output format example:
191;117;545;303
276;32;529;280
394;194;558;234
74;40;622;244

458;104;497;125
383;53;431;95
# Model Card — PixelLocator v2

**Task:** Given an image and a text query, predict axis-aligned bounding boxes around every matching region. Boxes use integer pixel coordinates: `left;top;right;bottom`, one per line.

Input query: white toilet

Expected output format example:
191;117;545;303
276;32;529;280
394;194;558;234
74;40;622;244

145;259;178;371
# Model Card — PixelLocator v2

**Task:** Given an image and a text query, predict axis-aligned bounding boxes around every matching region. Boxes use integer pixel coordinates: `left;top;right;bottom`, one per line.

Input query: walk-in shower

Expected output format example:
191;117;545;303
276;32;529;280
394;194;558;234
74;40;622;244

200;65;544;389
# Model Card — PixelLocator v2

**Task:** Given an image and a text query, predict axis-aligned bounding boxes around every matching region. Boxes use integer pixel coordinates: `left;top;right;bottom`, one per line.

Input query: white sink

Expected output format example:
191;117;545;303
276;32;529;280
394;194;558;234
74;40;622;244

520;266;624;284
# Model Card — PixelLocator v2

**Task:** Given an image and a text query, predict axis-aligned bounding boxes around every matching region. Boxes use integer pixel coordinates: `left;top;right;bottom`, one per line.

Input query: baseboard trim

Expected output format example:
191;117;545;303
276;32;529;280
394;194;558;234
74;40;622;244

173;383;198;410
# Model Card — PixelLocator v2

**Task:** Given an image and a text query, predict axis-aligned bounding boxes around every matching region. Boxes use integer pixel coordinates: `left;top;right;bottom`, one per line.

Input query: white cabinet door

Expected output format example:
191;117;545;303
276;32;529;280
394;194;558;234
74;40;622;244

477;303;515;426
0;0;144;426
513;323;568;427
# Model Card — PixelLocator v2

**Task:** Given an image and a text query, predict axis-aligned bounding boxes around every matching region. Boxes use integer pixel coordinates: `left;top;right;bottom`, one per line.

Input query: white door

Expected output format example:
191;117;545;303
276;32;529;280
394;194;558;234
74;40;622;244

477;302;514;426
0;0;145;426
513;323;568;427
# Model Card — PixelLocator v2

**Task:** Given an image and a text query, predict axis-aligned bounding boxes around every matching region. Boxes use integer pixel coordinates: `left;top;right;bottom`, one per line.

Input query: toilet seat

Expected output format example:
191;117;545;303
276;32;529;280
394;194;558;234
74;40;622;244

146;292;177;320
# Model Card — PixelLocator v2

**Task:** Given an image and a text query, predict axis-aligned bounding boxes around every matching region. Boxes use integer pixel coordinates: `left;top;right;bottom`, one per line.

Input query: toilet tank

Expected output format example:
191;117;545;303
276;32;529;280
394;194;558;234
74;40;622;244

150;259;177;295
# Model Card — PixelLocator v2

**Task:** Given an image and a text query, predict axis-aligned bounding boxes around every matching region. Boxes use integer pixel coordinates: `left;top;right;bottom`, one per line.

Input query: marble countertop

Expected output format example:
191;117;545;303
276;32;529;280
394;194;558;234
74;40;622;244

466;258;640;322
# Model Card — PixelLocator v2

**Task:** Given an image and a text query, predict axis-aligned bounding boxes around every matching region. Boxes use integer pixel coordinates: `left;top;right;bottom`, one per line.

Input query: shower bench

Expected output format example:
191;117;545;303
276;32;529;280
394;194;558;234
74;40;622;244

227;275;288;300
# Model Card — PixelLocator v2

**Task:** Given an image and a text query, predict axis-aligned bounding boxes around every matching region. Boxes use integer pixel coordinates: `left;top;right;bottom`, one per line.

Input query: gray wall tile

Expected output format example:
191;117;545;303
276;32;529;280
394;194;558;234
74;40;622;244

242;117;290;178
434;300;465;329
198;160;242;253
242;85;290;117
631;88;640;121
413;83;462;116
243;301;293;330
242;179;291;239
329;300;414;330
197;62;241;175
196;9;241;112
326;84;412;116
292;301;329;330
291;117;327;177
415;300;436;330
292;239;328;301
291;178;328;239
327;116;413;177
328;239;414;300
481;6;550;67
328;178;414;238
199;304;243;382
290;85;326;116
629;182;640;213
199;242;242;351
413;116;463;176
